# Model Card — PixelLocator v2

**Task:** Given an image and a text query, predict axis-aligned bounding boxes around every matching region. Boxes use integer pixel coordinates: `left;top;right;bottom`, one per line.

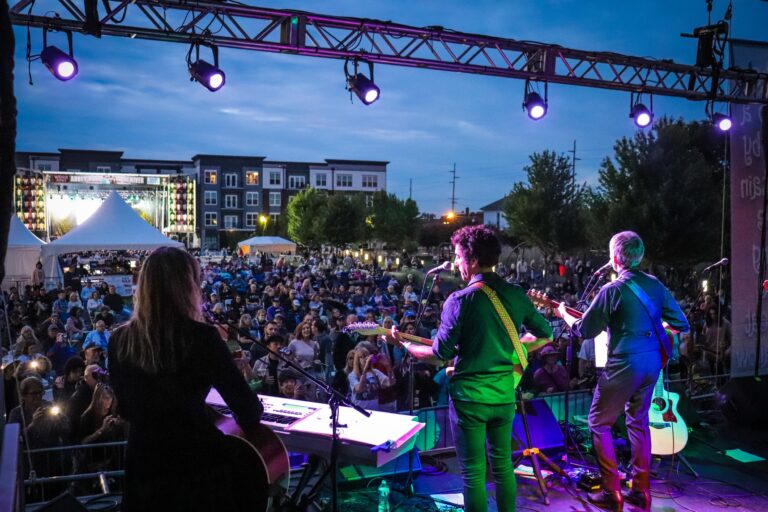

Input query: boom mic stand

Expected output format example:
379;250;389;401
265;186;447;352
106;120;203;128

251;338;371;512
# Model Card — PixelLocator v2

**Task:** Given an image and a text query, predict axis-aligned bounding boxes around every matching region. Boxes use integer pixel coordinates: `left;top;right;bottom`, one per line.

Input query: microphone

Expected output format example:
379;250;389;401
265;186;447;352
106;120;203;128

702;258;729;273
592;262;612;276
426;261;452;276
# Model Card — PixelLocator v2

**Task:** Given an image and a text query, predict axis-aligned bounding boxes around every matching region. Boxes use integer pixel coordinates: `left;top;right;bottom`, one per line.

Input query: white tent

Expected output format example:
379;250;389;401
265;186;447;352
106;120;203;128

237;236;297;255
42;191;184;257
2;214;45;290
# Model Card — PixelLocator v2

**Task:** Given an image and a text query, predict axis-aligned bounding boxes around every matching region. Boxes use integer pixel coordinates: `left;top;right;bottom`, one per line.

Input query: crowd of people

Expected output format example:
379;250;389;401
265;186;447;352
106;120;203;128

0;245;730;497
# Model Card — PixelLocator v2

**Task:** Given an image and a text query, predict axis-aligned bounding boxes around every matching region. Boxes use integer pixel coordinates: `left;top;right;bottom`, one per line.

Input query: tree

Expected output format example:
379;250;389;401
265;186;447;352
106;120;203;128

369;191;420;248
503;150;589;258
321;193;368;246
286;188;327;247
589;118;725;264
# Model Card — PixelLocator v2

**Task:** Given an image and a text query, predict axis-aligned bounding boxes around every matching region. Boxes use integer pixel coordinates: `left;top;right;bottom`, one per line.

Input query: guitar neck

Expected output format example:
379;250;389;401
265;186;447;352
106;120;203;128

400;332;433;347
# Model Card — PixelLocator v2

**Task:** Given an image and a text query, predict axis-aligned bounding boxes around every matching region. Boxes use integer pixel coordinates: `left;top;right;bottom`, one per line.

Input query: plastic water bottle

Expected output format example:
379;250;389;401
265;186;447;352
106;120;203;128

378;480;390;512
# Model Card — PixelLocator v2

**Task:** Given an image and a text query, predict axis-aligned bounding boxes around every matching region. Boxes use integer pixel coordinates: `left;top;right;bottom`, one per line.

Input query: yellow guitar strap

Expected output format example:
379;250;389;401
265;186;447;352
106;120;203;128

473;282;528;369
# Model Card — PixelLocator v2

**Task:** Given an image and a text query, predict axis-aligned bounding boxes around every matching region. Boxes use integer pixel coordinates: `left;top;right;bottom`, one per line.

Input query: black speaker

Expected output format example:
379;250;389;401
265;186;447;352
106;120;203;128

35;492;88;512
720;377;768;426
512;398;564;457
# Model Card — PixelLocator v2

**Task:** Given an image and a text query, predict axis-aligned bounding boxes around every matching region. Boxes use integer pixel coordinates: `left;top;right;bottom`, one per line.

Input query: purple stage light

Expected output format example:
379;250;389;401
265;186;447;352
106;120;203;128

712;113;732;132
523;92;547;120
189;60;226;92
630;103;653;128
40;46;78;81
348;73;380;105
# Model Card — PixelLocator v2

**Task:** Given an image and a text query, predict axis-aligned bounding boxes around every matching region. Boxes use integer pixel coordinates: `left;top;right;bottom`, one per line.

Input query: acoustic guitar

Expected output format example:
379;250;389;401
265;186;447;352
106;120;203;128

208;406;291;511
648;372;688;455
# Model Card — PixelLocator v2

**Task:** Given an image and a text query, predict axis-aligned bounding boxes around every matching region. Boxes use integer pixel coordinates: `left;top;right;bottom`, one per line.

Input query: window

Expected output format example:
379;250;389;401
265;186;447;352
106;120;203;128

288;195;296;203
269;171;281;186
36;163;52;171
362;175;378;188
96;166;111;173
269;192;281;207
224;173;238;188
224;195;238;208
270;213;280;222
315;173;327;187
204;191;217;205
365;194;374;207
288;175;306;189
204;170;217;184
246;213;258;226
246;171;259;185
224;215;239;229
246;192;259;206
336;173;353;187
204;212;218;226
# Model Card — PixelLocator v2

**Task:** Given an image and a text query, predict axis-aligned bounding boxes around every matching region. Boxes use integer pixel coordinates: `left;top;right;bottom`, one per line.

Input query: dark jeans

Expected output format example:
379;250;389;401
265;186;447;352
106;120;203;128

449;398;516;512
588;351;662;492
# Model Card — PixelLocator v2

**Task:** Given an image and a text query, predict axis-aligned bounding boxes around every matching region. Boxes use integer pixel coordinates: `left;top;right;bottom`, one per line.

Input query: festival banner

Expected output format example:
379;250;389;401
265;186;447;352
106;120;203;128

729;41;768;377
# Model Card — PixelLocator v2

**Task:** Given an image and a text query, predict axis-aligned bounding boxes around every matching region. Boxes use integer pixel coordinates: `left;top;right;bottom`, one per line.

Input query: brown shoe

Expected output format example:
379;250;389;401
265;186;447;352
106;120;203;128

622;489;651;511
588;490;624;511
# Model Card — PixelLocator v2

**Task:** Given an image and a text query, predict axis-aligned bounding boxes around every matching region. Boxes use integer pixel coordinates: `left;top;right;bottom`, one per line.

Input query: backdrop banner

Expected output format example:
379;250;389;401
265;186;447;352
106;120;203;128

729;41;768;377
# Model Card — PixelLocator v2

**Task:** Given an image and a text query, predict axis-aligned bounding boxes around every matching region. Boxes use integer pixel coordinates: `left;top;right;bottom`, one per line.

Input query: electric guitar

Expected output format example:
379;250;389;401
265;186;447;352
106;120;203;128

648;372;688;455
344;322;526;386
208;406;291;511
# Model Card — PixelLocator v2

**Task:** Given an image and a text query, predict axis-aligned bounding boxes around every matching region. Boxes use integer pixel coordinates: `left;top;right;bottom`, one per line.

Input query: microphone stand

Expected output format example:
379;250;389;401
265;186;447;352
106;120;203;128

399;270;439;496
251;338;370;512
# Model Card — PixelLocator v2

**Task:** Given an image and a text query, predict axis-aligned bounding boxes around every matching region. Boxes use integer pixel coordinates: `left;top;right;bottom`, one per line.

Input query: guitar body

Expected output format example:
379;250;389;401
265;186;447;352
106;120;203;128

209;408;291;511
648;377;688;455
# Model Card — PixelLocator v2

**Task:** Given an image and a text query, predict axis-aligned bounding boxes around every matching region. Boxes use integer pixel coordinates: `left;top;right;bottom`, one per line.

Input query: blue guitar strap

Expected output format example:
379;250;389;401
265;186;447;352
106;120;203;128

620;277;672;366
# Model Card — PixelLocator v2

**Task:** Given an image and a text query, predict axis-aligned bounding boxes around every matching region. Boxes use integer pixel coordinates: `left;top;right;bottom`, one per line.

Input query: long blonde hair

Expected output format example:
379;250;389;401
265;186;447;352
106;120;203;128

115;247;202;373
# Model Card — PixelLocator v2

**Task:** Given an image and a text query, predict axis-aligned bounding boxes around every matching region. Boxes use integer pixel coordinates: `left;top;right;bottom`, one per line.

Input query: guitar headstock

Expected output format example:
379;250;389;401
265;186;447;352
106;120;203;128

527;289;555;310
344;322;387;337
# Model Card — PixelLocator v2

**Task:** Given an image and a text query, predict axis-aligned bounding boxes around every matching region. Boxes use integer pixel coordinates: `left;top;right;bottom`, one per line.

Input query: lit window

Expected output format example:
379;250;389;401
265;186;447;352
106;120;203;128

204;212;218;226
246;171;259;185
204;170;217;184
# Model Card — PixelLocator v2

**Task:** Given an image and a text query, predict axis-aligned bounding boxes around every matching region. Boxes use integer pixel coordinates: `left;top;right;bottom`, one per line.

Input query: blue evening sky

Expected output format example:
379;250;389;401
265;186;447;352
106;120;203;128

11;0;768;215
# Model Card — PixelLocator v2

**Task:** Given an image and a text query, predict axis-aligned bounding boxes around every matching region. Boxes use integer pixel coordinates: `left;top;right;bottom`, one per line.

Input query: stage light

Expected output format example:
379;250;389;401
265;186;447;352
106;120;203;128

630;103;653;128
712;113;732;132
345;60;380;105
348;73;380;105
41;46;78;81
524;92;547;120
189;59;225;92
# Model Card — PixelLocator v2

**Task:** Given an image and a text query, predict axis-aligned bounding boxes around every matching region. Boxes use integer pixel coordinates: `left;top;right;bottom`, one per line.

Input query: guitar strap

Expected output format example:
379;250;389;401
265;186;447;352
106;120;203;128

472;282;528;369
620;277;671;367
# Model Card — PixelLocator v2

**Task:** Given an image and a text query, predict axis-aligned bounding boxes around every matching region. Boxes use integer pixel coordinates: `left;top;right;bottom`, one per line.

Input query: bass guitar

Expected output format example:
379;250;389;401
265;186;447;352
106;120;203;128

648;372;688;455
208;406;291;511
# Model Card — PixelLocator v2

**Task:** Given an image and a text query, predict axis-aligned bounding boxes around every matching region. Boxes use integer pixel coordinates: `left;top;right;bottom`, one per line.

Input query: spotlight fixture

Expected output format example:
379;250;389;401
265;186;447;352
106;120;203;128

345;60;380;105
712;113;732;132
187;42;225;92
630;93;653;129
523;80;548;120
40;30;78;81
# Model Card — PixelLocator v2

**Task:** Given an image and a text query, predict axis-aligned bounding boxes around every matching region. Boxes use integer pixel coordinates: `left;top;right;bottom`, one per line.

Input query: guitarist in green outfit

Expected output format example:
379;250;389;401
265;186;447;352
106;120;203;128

392;225;553;512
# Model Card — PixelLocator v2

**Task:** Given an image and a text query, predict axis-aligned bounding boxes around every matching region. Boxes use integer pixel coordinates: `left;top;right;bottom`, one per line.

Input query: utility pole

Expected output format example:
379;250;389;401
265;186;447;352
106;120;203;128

568;140;580;186
449;163;458;213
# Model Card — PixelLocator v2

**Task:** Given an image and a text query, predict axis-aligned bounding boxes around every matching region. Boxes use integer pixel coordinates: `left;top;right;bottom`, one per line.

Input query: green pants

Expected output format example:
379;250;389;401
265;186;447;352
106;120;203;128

449;399;516;512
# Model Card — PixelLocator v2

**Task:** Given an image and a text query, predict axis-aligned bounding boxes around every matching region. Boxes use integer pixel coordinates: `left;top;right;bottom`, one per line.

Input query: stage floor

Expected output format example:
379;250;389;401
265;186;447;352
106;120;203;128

334;418;768;511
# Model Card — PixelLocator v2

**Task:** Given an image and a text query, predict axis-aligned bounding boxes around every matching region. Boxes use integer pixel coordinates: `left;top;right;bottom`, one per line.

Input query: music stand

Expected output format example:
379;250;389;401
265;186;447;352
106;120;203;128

513;387;570;505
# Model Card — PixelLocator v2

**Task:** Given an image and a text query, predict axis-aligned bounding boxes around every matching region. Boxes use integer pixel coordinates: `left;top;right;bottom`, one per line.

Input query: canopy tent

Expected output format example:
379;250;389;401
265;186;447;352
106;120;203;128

42;191;184;257
237;236;297;255
2;214;46;290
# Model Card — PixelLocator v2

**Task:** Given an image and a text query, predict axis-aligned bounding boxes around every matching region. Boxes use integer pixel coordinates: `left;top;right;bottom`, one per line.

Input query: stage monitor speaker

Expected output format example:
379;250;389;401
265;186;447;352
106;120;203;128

720;377;768;427
35;492;88;512
337;449;422;489
512;398;564;458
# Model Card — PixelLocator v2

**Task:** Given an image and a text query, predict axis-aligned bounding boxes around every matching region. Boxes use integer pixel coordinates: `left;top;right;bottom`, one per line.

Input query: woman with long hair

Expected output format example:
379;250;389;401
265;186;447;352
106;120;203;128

108;247;263;512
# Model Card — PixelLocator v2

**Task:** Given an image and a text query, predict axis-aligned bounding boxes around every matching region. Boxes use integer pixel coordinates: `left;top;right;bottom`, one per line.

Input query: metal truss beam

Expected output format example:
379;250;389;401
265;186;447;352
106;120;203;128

9;0;768;104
